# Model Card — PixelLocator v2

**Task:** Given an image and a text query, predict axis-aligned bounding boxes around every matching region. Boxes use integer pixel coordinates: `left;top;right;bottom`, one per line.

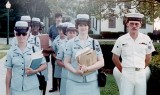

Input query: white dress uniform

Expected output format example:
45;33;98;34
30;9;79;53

5;43;46;95
112;32;155;95
52;35;67;78
113;66;151;92
64;36;103;95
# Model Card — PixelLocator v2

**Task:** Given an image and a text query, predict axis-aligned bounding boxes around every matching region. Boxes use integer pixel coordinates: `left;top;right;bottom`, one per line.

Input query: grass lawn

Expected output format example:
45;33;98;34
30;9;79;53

100;74;119;95
0;44;11;50
0;52;7;59
0;44;11;59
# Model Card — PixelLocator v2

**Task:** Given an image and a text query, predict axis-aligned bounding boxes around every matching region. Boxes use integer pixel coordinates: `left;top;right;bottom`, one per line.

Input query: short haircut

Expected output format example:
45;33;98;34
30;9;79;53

55;13;62;18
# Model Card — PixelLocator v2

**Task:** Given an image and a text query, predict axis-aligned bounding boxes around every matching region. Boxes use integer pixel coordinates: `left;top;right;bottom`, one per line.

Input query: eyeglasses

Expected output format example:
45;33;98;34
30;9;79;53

129;22;140;26
16;32;27;36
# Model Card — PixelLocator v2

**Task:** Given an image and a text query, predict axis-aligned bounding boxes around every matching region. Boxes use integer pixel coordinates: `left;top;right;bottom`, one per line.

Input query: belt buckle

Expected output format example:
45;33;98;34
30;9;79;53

135;68;140;71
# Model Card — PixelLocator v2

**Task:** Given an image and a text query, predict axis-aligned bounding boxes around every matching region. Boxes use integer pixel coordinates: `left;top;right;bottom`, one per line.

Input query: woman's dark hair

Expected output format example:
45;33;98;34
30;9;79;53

62;27;67;35
66;27;77;32
75;19;90;29
57;25;67;35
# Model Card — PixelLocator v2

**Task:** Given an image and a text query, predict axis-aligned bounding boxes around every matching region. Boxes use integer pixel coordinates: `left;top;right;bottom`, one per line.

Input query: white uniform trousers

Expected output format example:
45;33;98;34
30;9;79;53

120;68;146;95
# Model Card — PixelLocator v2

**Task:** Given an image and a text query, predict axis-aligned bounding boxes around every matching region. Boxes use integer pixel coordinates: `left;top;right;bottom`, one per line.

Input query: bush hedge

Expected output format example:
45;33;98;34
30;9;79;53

89;34;102;39
147;43;160;95
98;40;115;71
101;32;125;39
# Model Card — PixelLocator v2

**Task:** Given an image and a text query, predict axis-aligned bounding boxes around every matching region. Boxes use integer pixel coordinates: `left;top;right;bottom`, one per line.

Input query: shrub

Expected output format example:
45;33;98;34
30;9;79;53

89;34;102;39
101;32;125;39
147;43;160;95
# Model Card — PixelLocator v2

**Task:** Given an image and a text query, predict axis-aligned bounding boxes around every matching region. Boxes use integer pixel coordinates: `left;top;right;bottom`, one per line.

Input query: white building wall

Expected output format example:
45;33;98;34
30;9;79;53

100;18;153;34
91;16;153;34
90;16;101;34
101;18;124;32
90;2;154;35
139;24;153;34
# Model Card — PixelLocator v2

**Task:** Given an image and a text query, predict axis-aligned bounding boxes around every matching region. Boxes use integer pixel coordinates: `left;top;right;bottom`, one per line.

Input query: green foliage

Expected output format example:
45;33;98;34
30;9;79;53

46;0;160;23
136;0;160;23
0;0;50;20
151;54;160;65
154;43;160;53
98;40;115;45
150;43;160;67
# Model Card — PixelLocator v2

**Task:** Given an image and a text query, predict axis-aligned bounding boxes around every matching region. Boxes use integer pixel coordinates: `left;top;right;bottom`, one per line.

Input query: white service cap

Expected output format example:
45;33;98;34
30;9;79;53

125;13;144;18
14;21;29;33
57;22;64;27
15;21;28;27
67;23;75;28
32;17;41;22
40;22;44;26
20;16;31;22
63;22;71;27
76;14;89;20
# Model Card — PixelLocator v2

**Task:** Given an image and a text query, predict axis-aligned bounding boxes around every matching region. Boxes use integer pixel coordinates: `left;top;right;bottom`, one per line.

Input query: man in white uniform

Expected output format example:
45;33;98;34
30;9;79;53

112;12;155;95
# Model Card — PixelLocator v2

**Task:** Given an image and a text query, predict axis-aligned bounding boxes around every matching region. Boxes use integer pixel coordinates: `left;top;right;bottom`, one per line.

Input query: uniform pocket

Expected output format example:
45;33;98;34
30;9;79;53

136;44;147;55
122;46;132;56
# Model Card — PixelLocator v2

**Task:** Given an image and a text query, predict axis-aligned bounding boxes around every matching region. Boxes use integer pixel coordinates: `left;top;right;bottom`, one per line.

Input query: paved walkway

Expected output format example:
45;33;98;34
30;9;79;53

0;52;60;95
0;37;13;45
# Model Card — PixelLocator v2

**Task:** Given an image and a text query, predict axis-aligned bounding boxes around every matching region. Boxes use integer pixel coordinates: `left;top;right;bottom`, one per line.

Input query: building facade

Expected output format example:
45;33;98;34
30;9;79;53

90;1;153;35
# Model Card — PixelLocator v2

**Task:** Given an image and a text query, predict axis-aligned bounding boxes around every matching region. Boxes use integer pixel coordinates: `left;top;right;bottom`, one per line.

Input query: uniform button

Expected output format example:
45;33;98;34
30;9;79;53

22;63;24;64
22;75;23;77
22;69;24;70
22;57;23;58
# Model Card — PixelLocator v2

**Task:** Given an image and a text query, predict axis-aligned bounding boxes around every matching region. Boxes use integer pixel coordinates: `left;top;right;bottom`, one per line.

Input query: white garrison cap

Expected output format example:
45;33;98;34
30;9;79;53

20;16;31;22
40;22;44;26
57;22;64;27
76;14;89;20
15;21;28;27
63;22;71;27
32;17;41;22
125;13;144;18
57;22;69;27
67;23;75;28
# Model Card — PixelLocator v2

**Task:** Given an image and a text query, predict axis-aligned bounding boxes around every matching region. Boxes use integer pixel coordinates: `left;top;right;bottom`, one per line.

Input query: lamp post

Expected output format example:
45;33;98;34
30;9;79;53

5;1;11;45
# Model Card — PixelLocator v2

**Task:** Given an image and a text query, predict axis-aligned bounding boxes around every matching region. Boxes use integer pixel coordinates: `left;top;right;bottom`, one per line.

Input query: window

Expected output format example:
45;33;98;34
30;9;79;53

92;18;94;29
109;16;116;28
141;19;146;29
93;18;97;30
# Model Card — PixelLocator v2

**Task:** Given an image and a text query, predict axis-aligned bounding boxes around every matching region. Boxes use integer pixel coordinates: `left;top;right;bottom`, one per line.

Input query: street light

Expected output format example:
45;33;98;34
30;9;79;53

5;1;11;45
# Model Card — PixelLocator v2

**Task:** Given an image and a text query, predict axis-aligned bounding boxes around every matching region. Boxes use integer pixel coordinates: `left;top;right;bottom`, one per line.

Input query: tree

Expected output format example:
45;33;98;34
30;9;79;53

0;0;51;37
134;0;160;24
9;0;50;19
46;0;160;24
